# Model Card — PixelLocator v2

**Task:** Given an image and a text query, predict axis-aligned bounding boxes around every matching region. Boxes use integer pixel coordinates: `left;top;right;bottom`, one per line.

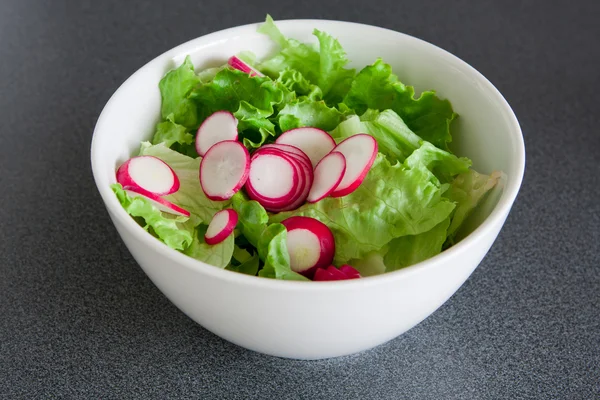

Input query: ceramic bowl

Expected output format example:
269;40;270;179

91;20;525;359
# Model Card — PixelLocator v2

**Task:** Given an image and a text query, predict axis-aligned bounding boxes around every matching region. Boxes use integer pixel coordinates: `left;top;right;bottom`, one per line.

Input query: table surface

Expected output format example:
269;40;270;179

1;0;599;398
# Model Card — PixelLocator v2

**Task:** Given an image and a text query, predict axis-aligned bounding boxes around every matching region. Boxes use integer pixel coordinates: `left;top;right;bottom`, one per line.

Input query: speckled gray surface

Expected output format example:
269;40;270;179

1;0;599;398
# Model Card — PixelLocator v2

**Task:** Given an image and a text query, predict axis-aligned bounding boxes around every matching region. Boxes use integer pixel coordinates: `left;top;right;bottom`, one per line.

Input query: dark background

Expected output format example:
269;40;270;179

1;0;598;398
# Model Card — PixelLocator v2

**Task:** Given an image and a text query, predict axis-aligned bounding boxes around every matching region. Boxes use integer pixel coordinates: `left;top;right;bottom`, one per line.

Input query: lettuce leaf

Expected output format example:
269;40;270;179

276;68;322;101
159;56;201;129
231;192;269;249
343;59;456;150
271;153;456;264
190;68;285;148
258;15;354;104
278;98;346;132
444;169;502;242
384;217;451;271
138;142;228;225
330;109;422;163
226;246;260;276
404;142;471;183
111;183;193;251
184;225;234;268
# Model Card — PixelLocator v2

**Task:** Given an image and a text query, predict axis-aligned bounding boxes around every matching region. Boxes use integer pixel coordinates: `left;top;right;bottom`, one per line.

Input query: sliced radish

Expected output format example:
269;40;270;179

275;127;336;167
195;111;238;157
116;156;179;196
205;209;238;245
245;152;300;210
280;216;335;278
313;265;361;281
259;143;312;169
200;140;250;201
307;152;346;203
330;134;378;198
339;265;361;279
124;187;190;217
228;56;264;77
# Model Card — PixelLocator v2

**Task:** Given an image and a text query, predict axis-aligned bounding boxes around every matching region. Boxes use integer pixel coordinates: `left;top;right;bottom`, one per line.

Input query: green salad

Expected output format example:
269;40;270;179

112;15;500;281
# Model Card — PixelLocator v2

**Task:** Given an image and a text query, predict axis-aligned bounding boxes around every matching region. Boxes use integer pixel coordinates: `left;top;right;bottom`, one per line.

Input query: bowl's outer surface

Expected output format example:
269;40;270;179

92;20;524;359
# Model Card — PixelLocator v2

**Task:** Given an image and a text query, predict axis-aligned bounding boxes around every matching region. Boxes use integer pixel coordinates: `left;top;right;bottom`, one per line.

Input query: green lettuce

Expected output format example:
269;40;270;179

184;225;234;268
276;68;322;101
226;246;260;276
384;217;451;272
159;56;201;129
278;98;346;132
138;142;228;225
258;15;355;104
271;153;456;264
444;169;502;242
111;183;193;251
343;59;456;149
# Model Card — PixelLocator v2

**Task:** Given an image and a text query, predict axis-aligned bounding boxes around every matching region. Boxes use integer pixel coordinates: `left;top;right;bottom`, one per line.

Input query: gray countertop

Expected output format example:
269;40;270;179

1;0;598;398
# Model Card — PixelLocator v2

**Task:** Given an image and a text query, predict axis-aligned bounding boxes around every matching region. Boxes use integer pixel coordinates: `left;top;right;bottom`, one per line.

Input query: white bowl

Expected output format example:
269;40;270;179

91;20;525;359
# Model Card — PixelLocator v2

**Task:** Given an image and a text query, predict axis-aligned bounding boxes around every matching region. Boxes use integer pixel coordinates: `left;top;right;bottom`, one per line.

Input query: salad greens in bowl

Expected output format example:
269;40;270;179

91;16;524;359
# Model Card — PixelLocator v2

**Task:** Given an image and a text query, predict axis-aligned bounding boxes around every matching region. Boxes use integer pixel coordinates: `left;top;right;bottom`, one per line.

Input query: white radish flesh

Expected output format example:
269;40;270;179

307;152;346;203
246;153;298;204
195;111;238;157
124;187;190;217
280;216;335;278
228;56;264;77
200;140;250;201
260;143;312;169
330;134;378;197
275;127;336;167
205;209;238;245
117;156;179;195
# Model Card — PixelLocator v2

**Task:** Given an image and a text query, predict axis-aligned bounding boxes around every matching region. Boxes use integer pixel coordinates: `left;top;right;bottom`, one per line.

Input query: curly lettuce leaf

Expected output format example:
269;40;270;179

278;98;346;132
444;170;502;242
226;246;260;276
190;68;284;148
257;224;308;281
231;192;269;249
343;59;456;149
139;142;228;225
159;56;201;129
184;225;234;268
276;68;322;101
384;217;451;272
258;15;354;104
405;142;471;183
271;153;456;264
330;109;422;163
111;183;193;251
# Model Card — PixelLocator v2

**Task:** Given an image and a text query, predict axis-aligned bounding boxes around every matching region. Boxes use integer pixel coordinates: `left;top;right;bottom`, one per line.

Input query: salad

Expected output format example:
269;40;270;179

112;16;501;281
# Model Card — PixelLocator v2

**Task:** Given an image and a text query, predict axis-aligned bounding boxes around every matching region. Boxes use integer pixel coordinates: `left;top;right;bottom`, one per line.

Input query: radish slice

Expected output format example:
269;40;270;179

280;216;335;278
330;134;378;198
313;268;336;281
339;265;361;279
124;187;190;217
251;149;307;212
252;147;314;212
205;209;238;245
116;156;179;196
275;127;336;167
307;152;346;203
259;143;312;169
200;140;250;201
195;111;238;157
228;56;264;77
326;265;347;280
245;152;299;209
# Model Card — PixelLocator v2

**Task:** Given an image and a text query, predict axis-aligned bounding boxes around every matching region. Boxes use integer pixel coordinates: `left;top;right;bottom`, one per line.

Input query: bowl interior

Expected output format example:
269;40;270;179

92;20;524;258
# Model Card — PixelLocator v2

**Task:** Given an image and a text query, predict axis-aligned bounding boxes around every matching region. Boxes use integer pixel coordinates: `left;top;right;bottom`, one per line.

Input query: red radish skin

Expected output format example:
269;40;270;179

280;216;335;278
124;187;190;217
307;152;346;203
330;134;378;198
205;209;238;245
245;152;300;210
259;143;312;168
275;127;336;167
339;265;361;279
326;265;347;280
313;268;336;281
200;140;250;201
228;56;264;77
117;156;180;196
195;111;238;157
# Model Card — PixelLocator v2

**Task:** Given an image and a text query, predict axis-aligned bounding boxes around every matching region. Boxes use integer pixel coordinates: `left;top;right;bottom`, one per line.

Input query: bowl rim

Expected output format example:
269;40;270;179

91;19;525;291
